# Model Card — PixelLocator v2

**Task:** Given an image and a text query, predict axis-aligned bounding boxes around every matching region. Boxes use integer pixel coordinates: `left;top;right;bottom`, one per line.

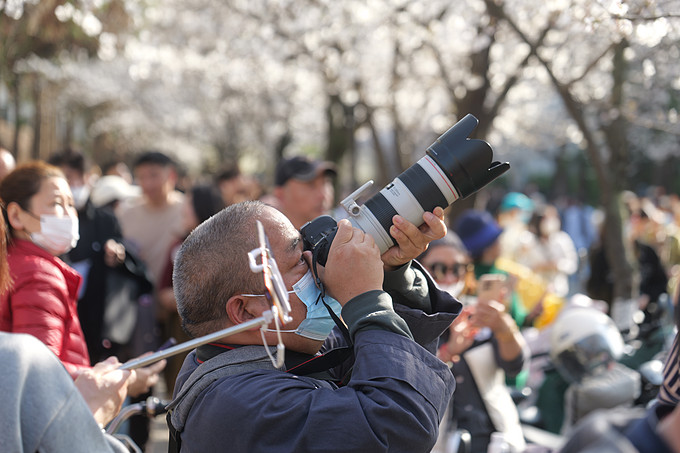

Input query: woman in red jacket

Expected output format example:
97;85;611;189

0;161;164;391
0;161;89;376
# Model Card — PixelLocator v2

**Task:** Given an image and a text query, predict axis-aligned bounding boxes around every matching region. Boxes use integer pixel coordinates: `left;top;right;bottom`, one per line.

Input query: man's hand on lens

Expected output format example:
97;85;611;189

382;206;447;271
323;219;384;305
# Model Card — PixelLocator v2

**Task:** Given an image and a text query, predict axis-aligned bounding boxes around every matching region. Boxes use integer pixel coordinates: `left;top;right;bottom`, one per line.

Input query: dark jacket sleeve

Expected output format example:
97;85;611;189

384;260;462;354
181;331;455;453
492;336;529;378
559;404;674;453
320;260;461;365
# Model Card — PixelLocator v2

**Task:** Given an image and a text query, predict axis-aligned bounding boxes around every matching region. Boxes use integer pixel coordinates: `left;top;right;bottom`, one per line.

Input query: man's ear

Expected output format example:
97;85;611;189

273;186;284;202
226;295;268;325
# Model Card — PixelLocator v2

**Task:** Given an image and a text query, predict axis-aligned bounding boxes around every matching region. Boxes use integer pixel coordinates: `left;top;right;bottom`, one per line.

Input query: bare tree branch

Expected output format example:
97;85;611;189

487;14;555;122
566;43;617;86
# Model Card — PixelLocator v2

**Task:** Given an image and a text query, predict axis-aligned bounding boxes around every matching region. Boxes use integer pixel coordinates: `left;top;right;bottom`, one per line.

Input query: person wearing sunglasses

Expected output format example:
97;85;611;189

166;201;460;453
419;232;529;453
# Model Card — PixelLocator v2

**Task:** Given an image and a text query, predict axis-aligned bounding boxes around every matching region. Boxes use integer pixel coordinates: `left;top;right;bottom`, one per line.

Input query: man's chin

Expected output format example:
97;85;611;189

284;336;325;355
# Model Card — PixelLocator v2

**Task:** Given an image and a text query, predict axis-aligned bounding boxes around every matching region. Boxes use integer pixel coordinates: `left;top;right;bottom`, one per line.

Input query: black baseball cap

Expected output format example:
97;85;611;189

275;156;337;187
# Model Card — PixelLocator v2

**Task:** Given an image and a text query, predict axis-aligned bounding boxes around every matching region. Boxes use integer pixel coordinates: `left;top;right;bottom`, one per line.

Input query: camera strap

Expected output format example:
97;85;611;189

310;244;353;348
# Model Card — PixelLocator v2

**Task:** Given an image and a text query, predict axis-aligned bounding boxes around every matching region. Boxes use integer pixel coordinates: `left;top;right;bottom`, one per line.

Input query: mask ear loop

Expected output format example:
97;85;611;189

260;303;286;369
260;261;287;369
262;257;288;369
249;220;292;369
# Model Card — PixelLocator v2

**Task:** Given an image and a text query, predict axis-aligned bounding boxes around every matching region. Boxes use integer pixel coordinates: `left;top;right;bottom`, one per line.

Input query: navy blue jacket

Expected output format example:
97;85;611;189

170;261;460;452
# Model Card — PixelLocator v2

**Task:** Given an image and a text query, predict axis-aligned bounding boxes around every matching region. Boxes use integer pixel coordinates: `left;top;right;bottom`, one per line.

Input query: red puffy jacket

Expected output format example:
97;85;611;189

0;239;90;377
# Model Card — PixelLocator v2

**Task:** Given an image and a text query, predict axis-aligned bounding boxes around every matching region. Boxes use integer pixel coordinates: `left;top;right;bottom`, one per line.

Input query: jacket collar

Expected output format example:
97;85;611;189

10;238;82;297
77;198;96;221
196;342;349;382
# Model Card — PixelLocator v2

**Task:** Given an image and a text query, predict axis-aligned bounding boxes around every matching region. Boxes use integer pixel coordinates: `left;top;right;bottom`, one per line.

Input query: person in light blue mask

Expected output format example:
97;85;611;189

167;200;461;453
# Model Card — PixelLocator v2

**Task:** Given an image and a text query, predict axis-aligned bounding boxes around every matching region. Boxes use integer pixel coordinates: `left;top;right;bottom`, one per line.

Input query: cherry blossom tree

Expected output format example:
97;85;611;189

484;0;680;301
1;0;129;158
3;0;679;302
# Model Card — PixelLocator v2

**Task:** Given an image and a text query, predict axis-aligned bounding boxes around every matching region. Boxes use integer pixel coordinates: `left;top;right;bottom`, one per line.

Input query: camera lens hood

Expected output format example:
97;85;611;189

303;113;510;260
426;114;510;198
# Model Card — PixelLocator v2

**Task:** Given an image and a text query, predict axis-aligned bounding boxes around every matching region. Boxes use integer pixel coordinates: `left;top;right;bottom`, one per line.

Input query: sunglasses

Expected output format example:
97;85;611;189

428;262;468;280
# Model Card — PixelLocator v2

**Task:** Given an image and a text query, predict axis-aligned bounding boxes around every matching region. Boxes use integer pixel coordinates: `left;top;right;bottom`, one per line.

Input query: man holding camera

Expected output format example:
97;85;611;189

167;200;459;453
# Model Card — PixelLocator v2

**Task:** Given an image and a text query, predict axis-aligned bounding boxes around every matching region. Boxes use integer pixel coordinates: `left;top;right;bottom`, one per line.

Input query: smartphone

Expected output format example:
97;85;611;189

157;337;177;352
477;273;507;303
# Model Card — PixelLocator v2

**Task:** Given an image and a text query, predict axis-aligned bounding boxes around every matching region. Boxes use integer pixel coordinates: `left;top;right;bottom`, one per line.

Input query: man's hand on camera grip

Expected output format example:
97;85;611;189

324;219;384;304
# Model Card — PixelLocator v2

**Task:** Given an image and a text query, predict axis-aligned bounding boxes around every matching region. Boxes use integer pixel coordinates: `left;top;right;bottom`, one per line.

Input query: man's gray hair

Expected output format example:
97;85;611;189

173;201;268;337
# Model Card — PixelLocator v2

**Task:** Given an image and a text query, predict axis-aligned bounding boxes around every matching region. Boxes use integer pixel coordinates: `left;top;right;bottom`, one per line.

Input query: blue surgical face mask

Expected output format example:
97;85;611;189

292;270;343;340
260;270;342;341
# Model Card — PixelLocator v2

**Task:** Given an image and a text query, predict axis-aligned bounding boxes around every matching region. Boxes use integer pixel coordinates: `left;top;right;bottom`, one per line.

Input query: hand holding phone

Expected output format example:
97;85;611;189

474;274;516;333
477;273;508;305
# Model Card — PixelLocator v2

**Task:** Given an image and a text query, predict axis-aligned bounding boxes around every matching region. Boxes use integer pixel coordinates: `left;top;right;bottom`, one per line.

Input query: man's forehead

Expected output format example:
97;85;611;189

260;209;301;252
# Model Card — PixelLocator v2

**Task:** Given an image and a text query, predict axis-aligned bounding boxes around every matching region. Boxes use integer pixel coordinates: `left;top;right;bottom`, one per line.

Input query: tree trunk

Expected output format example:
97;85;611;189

487;0;636;303
601;39;635;301
32;75;42;160
325;93;350;166
362;106;392;190
10;75;21;157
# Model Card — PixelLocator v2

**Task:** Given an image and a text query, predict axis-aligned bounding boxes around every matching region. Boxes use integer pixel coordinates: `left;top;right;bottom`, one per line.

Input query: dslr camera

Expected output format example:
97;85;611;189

301;114;509;266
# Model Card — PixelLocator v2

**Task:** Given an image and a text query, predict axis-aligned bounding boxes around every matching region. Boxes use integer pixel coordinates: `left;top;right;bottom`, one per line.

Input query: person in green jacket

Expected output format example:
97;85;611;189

454;209;529;328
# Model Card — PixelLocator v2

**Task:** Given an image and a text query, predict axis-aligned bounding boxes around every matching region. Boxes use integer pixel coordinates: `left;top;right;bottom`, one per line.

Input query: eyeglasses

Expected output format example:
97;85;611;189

428;262;468;281
242;290;295;298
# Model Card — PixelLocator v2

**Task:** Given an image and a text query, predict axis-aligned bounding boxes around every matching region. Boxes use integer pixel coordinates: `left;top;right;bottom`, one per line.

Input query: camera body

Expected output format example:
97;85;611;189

301;114;509;266
301;214;338;267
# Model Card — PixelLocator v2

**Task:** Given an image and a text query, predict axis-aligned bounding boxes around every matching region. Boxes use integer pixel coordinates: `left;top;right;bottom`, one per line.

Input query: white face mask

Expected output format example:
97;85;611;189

30;214;80;255
70;185;90;210
540;217;561;236
438;281;466;299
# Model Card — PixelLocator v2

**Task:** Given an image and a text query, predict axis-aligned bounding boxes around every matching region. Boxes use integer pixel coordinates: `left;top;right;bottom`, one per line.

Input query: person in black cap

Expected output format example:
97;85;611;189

273;156;337;229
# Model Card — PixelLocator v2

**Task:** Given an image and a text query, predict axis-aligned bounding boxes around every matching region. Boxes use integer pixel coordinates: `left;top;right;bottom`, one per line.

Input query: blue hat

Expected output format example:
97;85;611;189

454;210;503;256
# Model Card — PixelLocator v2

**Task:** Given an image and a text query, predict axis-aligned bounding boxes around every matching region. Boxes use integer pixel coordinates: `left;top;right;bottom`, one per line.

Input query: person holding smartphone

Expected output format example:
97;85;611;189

419;232;529;453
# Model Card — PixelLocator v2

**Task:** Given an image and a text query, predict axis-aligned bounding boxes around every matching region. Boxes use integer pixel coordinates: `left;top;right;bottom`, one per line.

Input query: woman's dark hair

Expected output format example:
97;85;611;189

0;161;65;243
47;148;86;174
0;205;10;295
191;184;225;225
528;207;546;238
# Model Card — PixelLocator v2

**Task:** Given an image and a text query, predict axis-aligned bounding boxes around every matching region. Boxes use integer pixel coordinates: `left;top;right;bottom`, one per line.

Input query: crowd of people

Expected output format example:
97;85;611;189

0;144;679;453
